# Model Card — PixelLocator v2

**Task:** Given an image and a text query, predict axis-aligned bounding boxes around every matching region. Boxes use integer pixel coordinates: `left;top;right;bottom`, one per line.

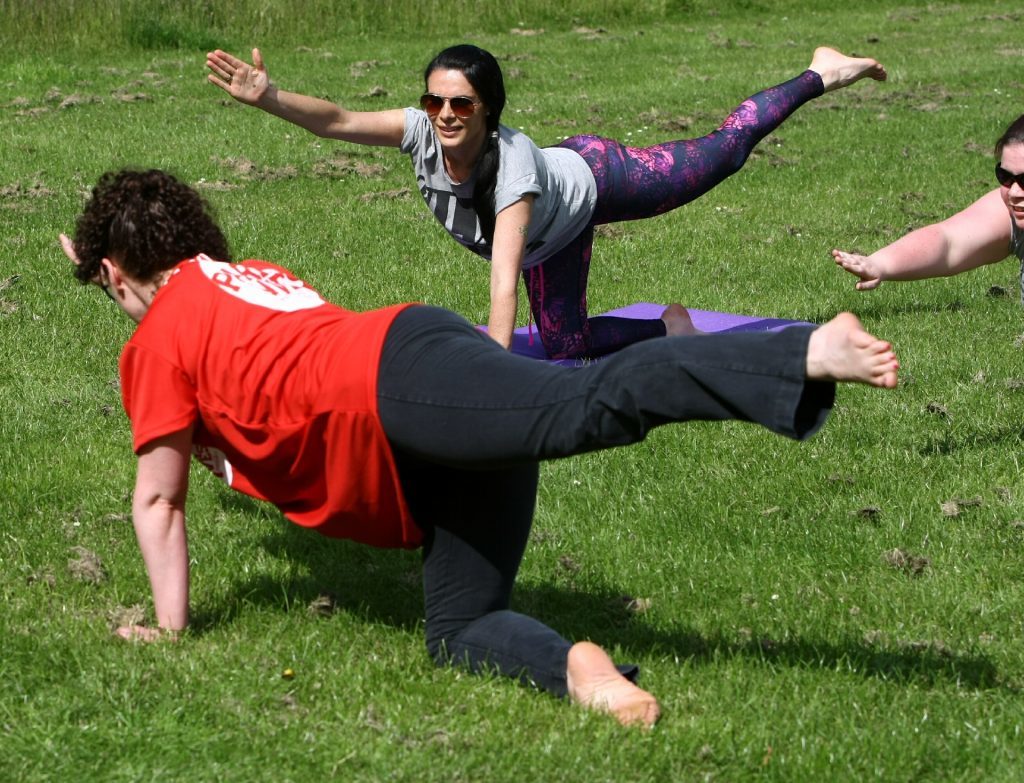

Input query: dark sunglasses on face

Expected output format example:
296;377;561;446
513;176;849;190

995;165;1024;189
419;93;481;119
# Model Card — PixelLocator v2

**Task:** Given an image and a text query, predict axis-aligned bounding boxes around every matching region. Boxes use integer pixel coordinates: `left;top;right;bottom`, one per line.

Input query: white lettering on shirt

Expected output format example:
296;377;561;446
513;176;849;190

197;256;325;312
192;443;234;486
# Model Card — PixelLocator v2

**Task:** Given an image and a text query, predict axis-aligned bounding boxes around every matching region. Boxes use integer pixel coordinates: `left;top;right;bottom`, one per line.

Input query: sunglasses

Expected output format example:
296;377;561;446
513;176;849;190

419;93;481;119
995;165;1024;189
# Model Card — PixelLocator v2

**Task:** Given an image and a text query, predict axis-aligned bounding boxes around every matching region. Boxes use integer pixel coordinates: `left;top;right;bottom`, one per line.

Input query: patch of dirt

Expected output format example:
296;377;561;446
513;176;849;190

68;546;107;584
108;604;146;630
210;156;298;181
58;93;101;109
195;179;239;192
940;497;982;517
1;178;55;199
307;592;337;617
311;156;385;178
558;554;581;573
618;595;652;615
359;187;410;202
510;27;545;36
881;548;930;576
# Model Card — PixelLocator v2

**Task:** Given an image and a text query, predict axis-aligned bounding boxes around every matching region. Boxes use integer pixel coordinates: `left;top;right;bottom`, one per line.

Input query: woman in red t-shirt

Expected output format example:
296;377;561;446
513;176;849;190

63;169;898;728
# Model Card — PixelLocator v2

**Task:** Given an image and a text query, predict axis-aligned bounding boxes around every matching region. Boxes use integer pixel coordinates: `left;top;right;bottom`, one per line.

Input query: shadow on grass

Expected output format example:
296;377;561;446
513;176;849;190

193;515;1012;694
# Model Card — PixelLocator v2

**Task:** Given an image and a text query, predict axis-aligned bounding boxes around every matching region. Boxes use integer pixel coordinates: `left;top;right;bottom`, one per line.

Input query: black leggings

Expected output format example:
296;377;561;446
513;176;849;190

376;305;834;695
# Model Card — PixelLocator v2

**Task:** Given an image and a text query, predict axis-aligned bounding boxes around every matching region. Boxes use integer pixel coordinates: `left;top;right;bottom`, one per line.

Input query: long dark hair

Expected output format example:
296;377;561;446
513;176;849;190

995;114;1024;158
424;44;506;244
71;169;230;284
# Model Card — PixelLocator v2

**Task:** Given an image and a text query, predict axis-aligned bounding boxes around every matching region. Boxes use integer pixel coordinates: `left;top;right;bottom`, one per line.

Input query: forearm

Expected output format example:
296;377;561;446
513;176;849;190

256;84;349;138
132;494;190;631
869;224;957;282
487;286;519;349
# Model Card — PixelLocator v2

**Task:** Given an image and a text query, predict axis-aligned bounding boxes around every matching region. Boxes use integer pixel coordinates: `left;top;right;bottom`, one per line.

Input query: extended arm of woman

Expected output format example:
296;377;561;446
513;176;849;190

206;47;406;147
486;197;535;350
832;188;1012;290
116;426;194;642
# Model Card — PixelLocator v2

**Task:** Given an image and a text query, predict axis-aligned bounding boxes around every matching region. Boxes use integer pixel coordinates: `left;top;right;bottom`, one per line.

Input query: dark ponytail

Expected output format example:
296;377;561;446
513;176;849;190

424;44;506;244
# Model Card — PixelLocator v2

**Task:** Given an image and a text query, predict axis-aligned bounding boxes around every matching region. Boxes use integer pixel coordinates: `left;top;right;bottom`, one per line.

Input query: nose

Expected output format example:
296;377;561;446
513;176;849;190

437;99;457;121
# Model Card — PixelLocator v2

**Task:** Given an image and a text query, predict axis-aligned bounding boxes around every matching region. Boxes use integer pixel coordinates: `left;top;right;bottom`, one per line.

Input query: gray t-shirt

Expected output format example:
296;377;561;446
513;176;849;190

400;108;597;269
1013;220;1024;303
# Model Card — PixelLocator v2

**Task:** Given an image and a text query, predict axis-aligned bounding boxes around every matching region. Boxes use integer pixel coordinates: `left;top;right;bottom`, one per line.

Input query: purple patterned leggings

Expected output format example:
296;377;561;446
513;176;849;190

525;70;824;359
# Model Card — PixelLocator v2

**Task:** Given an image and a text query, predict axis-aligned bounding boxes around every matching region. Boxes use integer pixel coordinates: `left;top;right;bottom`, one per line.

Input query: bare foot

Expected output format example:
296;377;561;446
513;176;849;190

808;47;887;92
566;641;661;729
662;303;703;336
806;312;898;388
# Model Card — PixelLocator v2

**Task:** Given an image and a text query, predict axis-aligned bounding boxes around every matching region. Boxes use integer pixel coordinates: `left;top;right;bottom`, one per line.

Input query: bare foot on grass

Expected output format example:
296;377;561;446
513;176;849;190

662;303;703;336
809;47;887;92
566;641;661;729
806;312;898;388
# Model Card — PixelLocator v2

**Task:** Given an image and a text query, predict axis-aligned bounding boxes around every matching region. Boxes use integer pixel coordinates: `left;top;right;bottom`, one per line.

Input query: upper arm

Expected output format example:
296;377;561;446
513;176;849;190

325;107;407;147
936;188;1013;272
490;197;535;288
134;426;194;509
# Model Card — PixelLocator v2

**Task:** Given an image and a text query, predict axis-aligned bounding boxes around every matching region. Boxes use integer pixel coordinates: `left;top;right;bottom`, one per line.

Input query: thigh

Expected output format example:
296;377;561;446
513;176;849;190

393;450;540;652
523;229;594;359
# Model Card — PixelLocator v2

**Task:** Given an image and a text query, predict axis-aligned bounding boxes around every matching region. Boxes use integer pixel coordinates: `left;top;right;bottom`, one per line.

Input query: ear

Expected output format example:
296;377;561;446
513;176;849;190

102;257;123;282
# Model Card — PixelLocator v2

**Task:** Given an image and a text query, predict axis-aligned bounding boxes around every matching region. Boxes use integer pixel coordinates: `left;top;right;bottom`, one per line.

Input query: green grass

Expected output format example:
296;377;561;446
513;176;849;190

3;1;1024;781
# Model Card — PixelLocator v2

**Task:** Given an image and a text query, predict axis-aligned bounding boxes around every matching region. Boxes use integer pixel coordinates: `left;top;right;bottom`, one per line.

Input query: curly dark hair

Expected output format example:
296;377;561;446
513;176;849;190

71;169;231;284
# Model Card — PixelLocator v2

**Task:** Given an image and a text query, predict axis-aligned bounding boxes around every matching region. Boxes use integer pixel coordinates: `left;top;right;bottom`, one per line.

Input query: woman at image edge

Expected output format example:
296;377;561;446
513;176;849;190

206;43;886;359
63;169;897;728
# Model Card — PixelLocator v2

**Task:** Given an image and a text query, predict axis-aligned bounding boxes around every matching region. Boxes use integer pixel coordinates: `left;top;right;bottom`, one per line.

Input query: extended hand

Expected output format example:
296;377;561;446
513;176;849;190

206;47;270;105
832;249;882;290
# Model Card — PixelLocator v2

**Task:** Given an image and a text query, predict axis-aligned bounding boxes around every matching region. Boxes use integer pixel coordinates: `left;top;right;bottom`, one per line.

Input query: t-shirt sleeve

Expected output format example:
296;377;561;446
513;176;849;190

494;133;543;213
400;107;430;154
120;343;198;453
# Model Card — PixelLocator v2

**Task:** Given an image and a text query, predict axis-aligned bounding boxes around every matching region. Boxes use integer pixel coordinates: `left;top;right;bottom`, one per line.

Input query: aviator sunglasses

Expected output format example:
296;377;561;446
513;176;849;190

995;165;1024;189
419;92;481;119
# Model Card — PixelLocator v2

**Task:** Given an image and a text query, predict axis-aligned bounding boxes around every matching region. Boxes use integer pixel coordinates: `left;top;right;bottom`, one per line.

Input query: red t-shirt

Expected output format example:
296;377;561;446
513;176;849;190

119;255;420;548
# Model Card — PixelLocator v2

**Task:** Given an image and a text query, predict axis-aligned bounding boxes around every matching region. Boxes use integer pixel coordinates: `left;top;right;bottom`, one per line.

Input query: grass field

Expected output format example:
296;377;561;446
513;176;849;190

3;1;1024;781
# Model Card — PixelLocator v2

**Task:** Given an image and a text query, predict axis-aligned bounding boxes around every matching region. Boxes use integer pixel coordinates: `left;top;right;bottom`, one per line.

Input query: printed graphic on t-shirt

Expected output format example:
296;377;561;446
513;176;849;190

192;443;234;486
415;178;487;253
196;255;326;312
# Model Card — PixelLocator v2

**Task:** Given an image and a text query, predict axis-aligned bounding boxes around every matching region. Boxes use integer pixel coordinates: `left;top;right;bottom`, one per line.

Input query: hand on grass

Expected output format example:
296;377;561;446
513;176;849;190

206;48;270;105
832;249;882;290
59;233;81;266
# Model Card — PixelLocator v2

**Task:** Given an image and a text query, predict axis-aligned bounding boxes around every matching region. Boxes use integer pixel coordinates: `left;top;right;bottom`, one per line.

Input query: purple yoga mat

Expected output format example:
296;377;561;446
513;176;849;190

504;303;812;366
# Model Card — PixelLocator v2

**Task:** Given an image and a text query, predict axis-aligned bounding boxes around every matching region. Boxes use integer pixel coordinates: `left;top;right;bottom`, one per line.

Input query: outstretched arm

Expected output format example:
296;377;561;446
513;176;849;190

117;427;193;642
206;48;406;147
832;188;1012;290
487;197;534;350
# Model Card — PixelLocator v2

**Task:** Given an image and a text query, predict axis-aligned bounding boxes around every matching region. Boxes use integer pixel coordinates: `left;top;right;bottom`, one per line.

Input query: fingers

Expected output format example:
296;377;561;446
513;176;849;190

252;47;264;70
59;233;81;265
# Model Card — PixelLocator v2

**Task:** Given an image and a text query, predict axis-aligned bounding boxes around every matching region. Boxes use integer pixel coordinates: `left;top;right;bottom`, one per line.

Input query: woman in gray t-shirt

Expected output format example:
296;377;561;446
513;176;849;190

207;43;886;358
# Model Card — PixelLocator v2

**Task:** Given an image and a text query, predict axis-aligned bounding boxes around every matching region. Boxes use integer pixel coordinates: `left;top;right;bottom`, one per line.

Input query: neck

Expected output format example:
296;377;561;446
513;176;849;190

445;135;487;182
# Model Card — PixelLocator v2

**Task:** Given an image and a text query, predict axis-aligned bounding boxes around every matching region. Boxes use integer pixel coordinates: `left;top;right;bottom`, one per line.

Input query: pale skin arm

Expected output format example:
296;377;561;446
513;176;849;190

205;47;405;147
116;427;194;642
486;197;535;349
833;188;1012;290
